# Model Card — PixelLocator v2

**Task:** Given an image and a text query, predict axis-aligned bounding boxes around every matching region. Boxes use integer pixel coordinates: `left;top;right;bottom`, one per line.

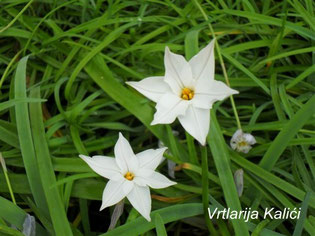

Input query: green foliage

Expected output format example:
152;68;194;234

0;0;314;235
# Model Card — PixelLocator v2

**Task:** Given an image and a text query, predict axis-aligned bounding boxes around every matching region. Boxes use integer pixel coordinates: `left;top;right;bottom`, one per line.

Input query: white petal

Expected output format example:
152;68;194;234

189;40;215;82
191;94;215;109
136;147;167;170
231;129;243;142
127;185;152;221
100;179;132;210
196;79;238;99
136;170;176;189
241;145;252;154
126;77;171;103
193;80;238;109
230;142;237;150
164;47;194;94
79;154;122;181
114;133;139;173
243;133;256;145
178;106;210;145
151;93;189;125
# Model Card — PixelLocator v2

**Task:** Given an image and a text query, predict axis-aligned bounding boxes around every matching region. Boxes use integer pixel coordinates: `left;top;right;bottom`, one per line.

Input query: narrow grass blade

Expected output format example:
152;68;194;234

208;111;249;236
259;95;315;170
14;56;49;218
0;196;46;235
155;213;167;236
101;203;203;236
29;87;73;235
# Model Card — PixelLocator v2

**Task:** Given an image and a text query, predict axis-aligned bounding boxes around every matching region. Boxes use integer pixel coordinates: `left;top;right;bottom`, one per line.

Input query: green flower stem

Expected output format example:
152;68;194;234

0;0;34;33
0;153;16;205
192;0;242;130
201;146;218;235
185;132;199;165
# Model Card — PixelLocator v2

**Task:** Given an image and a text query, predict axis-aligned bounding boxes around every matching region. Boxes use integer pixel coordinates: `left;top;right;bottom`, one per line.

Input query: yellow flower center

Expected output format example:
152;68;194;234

181;88;194;100
124;172;135;181
238;141;248;147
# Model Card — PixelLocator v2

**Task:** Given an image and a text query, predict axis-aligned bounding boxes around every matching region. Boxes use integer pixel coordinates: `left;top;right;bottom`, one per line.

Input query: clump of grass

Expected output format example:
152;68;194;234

0;1;314;235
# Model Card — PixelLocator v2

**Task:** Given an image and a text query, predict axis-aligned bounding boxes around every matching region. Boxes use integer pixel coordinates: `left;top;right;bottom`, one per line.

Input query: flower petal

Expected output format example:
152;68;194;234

193;80;238;109
164;47;194;94
244;133;256;145
178;106;210;145
135;170;176;189
114;133;139;173
126;76;171;103
191;93;215;109
136;147;167;170
231;129;243;141
151;93;188;125
127;185;152;221
189;40;215;82
195;79;238;99
100;179;132;210
79;154;122;181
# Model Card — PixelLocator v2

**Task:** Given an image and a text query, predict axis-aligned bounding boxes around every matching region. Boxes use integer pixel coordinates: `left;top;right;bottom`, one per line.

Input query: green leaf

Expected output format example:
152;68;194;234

208;111;249;236
155;213;167;236
101;203;203;236
29;87;73;235
259;95;315;170
14;56;49;218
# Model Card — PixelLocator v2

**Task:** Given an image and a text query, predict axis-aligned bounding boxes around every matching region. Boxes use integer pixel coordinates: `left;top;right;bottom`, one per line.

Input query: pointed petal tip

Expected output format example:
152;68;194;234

150;119;159;126
160;147;168;153
199;140;206;146
99;205;106;211
79;154;89;160
169;180;177;186
231;88;239;95
125;81;138;89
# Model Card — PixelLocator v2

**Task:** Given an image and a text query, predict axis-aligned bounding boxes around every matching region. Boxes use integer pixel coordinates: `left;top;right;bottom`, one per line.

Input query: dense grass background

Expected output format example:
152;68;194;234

0;0;314;235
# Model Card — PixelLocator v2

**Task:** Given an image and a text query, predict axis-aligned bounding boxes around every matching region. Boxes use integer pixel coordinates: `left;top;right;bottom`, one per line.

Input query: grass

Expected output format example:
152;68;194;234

0;0;314;235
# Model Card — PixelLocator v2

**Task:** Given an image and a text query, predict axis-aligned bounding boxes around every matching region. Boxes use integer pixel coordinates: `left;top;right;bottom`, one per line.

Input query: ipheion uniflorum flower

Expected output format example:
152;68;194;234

79;133;176;221
126;40;238;145
230;129;256;153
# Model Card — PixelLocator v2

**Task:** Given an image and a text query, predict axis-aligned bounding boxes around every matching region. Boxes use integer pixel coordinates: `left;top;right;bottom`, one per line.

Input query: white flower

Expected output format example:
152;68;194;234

126;40;238;145
79;133;176;221
230;129;256;153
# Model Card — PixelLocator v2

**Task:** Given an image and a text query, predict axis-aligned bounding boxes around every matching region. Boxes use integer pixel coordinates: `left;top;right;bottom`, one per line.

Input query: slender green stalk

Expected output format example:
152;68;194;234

0;0;34;33
201;146;218;235
0;153;16;205
0;50;22;90
192;0;242;130
185;132;199;165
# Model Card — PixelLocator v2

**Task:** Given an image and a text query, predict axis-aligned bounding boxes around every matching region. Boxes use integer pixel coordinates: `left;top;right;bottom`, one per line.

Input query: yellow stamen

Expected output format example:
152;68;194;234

238;141;248;147
124;172;134;181
181;88;194;100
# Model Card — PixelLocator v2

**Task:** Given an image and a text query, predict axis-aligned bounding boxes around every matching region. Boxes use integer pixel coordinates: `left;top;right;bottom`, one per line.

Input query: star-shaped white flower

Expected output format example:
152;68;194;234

126;40;238;145
79;133;176;221
230;129;256;153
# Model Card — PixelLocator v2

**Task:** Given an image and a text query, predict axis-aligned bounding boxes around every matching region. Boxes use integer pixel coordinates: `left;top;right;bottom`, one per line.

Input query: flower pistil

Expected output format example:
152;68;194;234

181;88;194;100
124;172;135;181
